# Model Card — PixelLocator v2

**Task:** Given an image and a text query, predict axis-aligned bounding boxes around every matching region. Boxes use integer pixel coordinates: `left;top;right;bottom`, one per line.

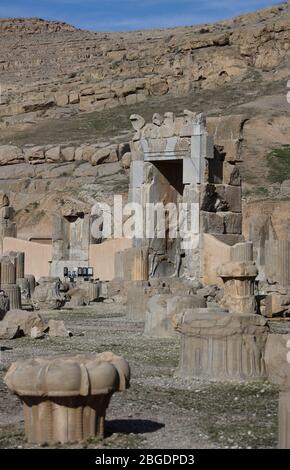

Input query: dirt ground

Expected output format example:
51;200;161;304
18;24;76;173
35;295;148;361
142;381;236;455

0;304;279;449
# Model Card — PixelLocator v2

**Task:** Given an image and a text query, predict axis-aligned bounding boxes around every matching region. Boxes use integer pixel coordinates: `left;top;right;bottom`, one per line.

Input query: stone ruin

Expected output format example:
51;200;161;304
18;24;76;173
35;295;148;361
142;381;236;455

49;199;101;306
116;111;243;285
0;251;26;311
111;111;245;333
265;334;290;449
50;200;91;278
4;352;130;444
2;109;290;447
0;194;17;252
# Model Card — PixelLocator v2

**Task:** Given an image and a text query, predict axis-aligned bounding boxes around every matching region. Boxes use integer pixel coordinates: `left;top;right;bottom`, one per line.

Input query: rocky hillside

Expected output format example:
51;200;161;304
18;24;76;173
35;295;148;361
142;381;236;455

0;4;289;124
0;4;290;236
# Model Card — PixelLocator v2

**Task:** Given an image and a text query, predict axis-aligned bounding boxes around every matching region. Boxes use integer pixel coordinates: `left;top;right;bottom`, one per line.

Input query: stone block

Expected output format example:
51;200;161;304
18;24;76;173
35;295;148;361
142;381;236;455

264;294;290;318
1;309;46;336
61;146;75;161
145;294;206;338
223;162;241;186
131;161;144;188
265;240;290;287
114;251;124;280
223;212;242;234
24;146;45;164
215;184;242;213
231;241;253;262
69;92;79;104
0;145;24;165
45;146;61;162
48;319;71;337
200;211;224;234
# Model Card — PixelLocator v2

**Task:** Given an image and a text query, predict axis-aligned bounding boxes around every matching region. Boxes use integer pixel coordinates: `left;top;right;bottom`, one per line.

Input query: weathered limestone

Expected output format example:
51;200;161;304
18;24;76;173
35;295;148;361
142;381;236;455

174;309;268;381
126;281;150;321
1;284;21;310
32;277;65;310
0;257;16;284
265;240;290;287
13;252;25;279
145;294;206;337
114;251;125;280
217;261;258;315
264;334;290;448
4;352;130;444
0;194;17;252
0;251;26;310
123;247;149;281
16;278;31;304
231;241;253;262
25;274;36;295
0;289;9;319
0;309;47;337
48;319;72;337
50;204;92;278
87;281;100;302
260;293;290;318
118;110;243;286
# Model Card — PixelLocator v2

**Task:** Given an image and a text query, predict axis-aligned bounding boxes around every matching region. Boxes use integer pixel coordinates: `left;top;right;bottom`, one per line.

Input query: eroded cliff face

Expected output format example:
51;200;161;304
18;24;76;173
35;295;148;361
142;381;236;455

0;4;290;238
0;4;289;125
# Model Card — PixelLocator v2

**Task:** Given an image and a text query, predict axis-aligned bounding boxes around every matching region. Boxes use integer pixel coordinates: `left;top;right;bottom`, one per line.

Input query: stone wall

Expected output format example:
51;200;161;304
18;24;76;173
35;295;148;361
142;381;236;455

0;142;130;167
3;237;52;281
3;236;132;281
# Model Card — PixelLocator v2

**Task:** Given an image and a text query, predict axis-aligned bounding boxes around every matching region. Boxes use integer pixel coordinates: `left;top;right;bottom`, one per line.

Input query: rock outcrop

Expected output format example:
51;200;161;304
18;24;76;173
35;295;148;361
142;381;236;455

0;4;289;125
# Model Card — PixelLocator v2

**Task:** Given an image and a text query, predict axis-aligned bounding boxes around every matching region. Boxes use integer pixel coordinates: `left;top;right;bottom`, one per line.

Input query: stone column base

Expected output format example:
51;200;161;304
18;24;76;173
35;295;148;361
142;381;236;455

174;308;268;381
22;395;111;444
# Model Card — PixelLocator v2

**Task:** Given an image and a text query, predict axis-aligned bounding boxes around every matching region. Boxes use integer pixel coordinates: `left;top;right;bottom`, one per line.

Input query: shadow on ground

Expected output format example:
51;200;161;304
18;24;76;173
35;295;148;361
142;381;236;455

106;419;164;436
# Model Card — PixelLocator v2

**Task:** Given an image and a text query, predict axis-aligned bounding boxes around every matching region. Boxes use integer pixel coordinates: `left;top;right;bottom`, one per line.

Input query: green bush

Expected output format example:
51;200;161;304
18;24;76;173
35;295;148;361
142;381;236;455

267;146;290;183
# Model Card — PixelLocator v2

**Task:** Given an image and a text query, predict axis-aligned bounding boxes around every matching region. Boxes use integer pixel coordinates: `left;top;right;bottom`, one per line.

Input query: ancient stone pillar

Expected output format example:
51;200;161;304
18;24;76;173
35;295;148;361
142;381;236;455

123;247;148;281
114;251;124;280
0;194;17;253
15;252;25;279
126;281;150;321
0;254;23;309
25;275;36;295
217;261;258;315
0;257;16;284
264;334;290;449
1;284;21;310
265;240;290;287
4;352;130;445
88;281;100;302
174;308;268;381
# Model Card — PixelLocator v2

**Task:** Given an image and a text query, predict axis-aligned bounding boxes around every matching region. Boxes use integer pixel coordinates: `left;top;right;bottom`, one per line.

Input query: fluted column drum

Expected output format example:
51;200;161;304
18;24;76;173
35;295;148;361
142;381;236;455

1;259;16;284
1;284;21;310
